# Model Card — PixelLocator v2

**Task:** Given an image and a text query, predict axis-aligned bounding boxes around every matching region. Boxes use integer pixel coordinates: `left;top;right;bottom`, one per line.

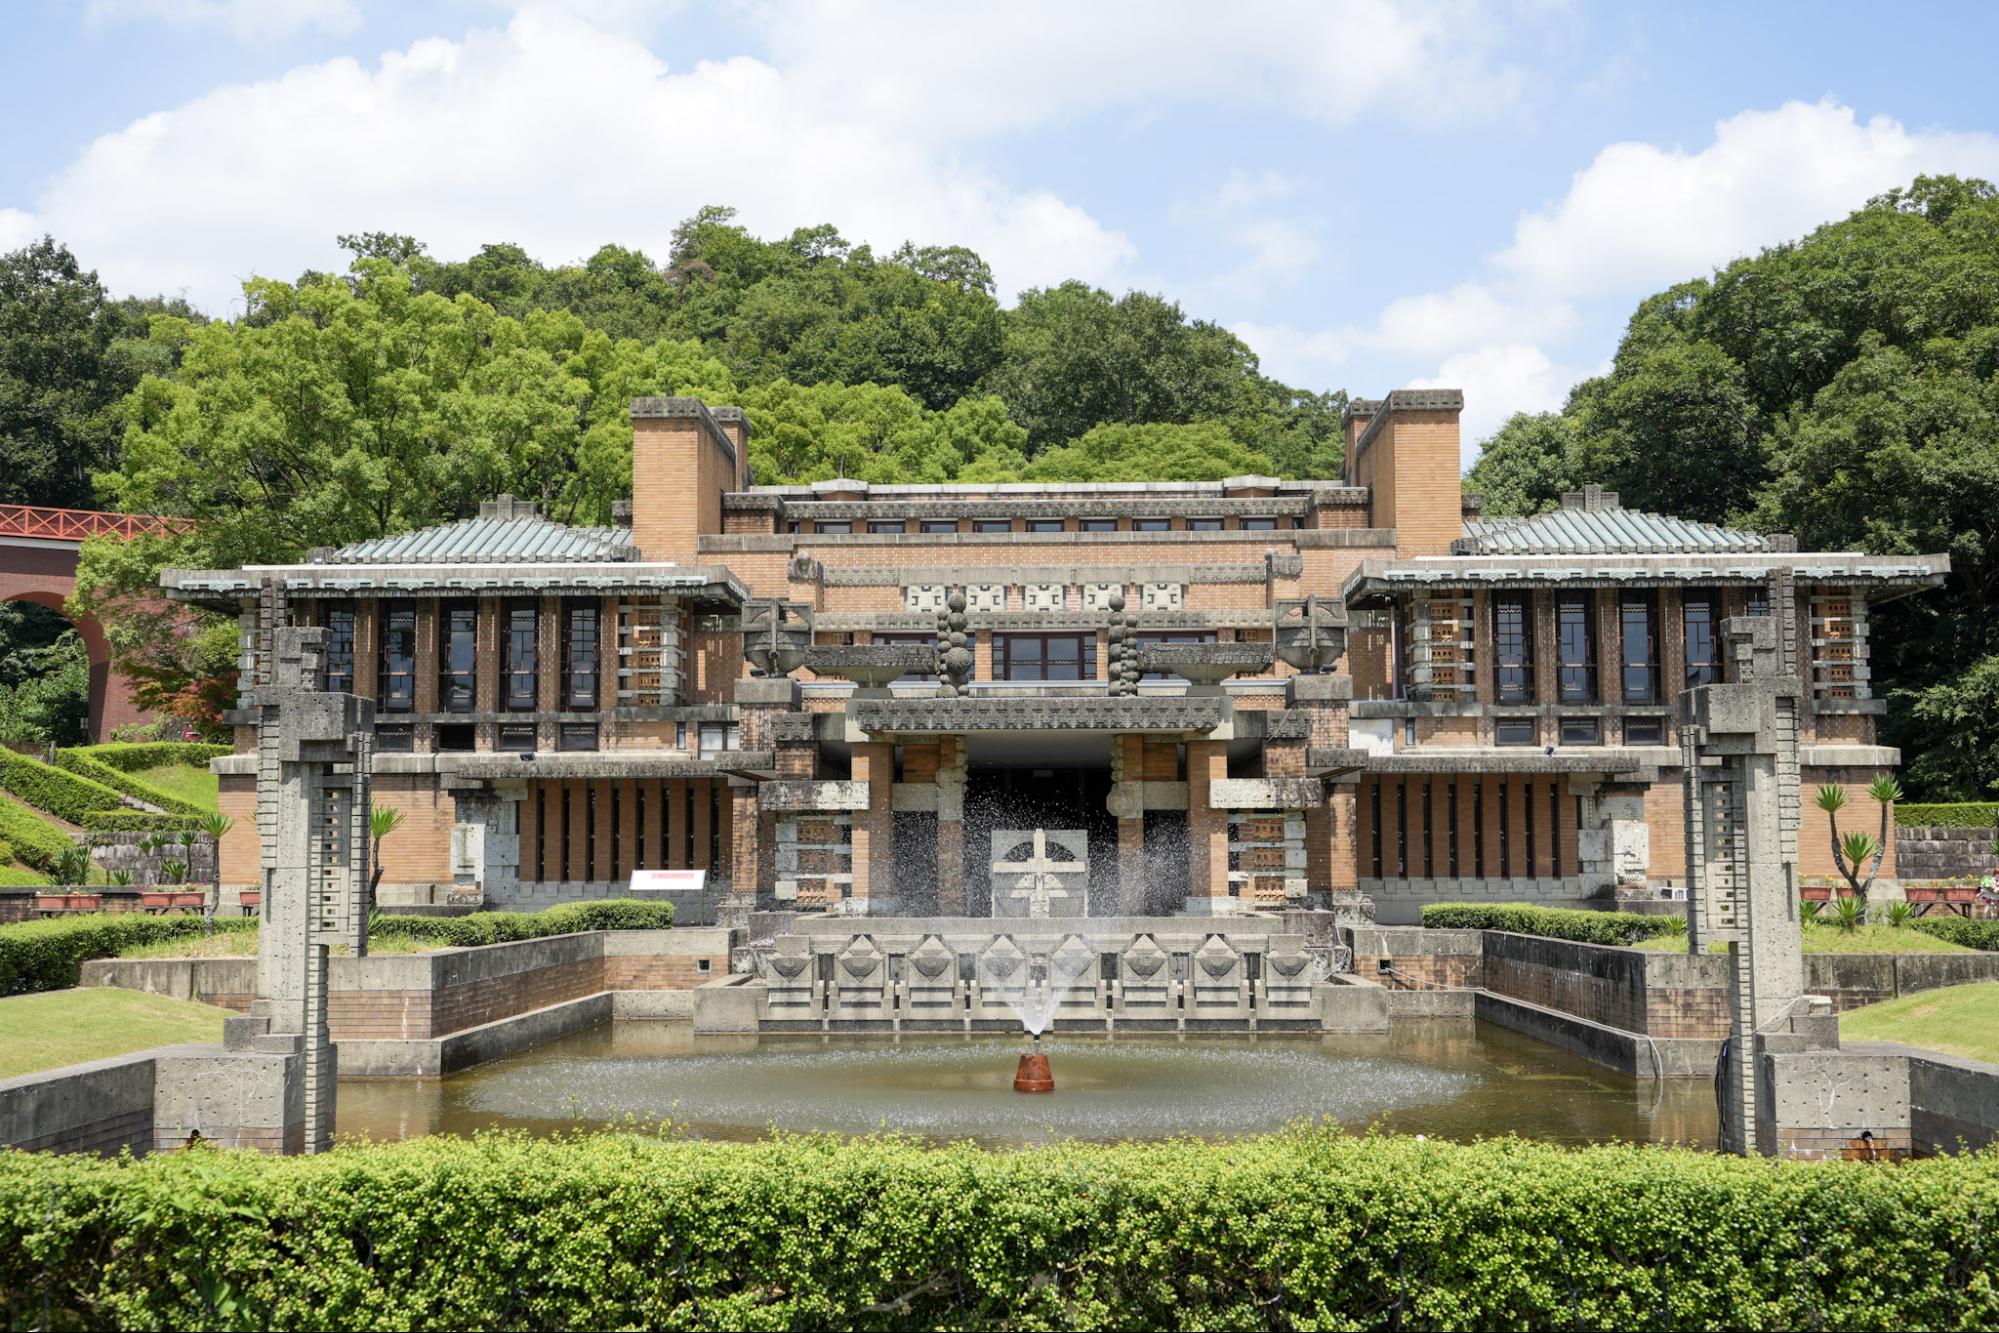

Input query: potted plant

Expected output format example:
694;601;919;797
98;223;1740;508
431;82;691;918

36;845;100;913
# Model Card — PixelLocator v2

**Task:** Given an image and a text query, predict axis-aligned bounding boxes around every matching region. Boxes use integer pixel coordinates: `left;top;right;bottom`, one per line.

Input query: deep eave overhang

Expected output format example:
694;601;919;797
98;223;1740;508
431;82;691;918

1340;552;1950;604
161;561;751;610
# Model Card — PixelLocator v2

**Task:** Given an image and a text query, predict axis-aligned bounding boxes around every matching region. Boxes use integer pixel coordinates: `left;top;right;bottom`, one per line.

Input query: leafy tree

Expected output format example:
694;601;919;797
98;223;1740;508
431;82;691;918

1463;411;1580;517
0;629;89;745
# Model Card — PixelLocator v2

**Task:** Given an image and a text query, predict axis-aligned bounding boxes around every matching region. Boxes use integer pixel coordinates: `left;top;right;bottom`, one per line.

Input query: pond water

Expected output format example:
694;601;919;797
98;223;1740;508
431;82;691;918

336;1020;1718;1148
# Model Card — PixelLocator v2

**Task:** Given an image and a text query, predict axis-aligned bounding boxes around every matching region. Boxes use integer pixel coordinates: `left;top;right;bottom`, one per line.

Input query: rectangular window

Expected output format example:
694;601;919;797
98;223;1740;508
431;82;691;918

920;519;959;535
814;520;852;535
376;723;414;752
505;601;538;712
1369;782;1383;879
996;632;1093;682
1188;517;1223;531
563;602;599;711
1551;783;1563;877
379;602;417;713
1559;716;1602;745
559;722;597;752
439;600;477;713
1080;518;1117;532
1625;716;1665;745
1683;593;1719;688
1447;783;1460;877
1495;717;1537;746
1025;519;1065;533
1498;782;1511;878
1422;782;1435;877
323;602;356;695
699;722;740;757
1557;594;1597;703
1525;783;1536;878
1493;593;1535;704
1395;782;1407;877
1132;518;1170;533
1239;516;1278;531
497;723;535;753
1746;590;1771;618
972;519;1012;534
867;519;906;535
1620;593;1659;703
1472;783;1485;876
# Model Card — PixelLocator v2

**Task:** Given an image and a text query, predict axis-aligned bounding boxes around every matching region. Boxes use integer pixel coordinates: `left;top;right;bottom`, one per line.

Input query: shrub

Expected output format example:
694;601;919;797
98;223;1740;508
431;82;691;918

367;899;672;948
53;749;207;817
0;794;74;873
0;752;125;824
0;912;257;996
1;1130;1995;1331
1421;902;1686;947
1895;801;1999;829
0;864;46;886
80;810;205;835
1911;917;1999;951
64;741;230;773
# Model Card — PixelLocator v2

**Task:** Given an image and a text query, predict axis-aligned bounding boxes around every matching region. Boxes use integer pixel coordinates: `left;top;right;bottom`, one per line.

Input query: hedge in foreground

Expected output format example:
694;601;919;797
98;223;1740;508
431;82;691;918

1422;902;1683;947
1;1130;1994;1331
367;897;672;947
1896;800;1999;829
0;913;256;996
1912;916;1999;952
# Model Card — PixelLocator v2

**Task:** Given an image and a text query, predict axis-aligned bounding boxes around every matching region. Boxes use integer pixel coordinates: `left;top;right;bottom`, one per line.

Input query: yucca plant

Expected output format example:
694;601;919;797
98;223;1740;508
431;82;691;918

1800;898;1824;925
367;805;405;916
108;868;133;887
202;812;235;934
53;844;92;887
1885;900;1914;929
1817;775;1900;909
1832;895;1865;933
158;859;188;886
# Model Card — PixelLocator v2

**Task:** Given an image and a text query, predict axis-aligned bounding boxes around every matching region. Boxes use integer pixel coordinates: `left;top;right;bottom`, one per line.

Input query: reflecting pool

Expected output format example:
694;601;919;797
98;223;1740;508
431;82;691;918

337;1020;1717;1148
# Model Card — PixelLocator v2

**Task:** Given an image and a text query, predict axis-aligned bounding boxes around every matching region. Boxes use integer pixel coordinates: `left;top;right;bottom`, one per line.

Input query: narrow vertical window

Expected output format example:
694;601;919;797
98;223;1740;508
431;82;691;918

564;601;599;711
379;602;417;713
1683;593;1719;688
1499;782;1511;877
1557;594;1597;703
1395;782;1407;878
1422;782;1435;877
1447;783;1460;877
1524;783;1537;878
1493;594;1535;704
505;601;538;711
1369;782;1383;879
1550;783;1562;877
1472;783;1485;876
323;602;356;694
1620;592;1658;703
440;600;477;712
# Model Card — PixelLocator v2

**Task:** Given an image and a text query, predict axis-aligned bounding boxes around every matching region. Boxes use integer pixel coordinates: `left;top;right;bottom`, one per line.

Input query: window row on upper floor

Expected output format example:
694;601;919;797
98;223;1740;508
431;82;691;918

789;515;1292;536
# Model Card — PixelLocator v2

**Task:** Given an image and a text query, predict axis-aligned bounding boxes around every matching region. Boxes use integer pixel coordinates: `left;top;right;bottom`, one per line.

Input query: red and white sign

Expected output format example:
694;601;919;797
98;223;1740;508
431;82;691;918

628;869;707;893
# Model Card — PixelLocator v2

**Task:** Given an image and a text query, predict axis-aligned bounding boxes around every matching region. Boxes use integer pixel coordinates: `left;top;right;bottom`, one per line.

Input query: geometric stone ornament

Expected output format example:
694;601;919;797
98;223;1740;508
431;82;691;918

990;829;1089;918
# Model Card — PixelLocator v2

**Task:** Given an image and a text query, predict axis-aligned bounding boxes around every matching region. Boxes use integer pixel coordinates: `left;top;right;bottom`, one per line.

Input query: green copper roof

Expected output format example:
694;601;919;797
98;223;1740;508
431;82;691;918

320;496;637;565
1456;487;1767;556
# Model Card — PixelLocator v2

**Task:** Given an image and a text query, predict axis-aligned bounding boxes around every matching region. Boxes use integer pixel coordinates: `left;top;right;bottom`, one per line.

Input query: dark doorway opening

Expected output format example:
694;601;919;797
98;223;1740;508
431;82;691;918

963;766;1117;915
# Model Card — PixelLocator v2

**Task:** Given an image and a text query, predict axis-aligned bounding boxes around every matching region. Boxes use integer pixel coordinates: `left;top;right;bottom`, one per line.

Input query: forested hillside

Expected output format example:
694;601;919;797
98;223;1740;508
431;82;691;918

1468;176;1999;798
5;184;1997;796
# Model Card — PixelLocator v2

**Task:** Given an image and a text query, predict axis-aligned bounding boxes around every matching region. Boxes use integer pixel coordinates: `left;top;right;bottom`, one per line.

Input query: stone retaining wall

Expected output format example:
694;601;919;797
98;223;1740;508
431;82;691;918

1802;952;1999;1011
1478;932;1730;1039
1894;825;1995;882
82;929;733;1044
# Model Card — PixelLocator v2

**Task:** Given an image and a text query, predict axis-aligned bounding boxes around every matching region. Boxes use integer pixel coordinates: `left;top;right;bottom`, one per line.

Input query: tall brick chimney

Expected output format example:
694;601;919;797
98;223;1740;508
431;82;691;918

1345;388;1463;557
629;397;748;564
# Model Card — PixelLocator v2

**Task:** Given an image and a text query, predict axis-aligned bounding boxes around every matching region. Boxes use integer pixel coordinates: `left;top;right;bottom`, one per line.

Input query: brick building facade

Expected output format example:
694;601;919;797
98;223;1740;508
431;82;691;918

165;390;1948;923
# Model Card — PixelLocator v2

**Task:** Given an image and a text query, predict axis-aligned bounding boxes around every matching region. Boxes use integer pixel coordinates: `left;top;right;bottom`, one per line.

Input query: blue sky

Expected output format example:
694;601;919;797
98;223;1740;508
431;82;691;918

6;1;1999;459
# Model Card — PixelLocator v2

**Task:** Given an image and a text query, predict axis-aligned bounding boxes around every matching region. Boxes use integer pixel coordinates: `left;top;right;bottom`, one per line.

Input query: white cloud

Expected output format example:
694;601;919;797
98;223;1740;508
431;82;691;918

1496;99;1999;298
86;0;362;42
13;6;1136;310
1249;98;1999;466
751;0;1528;147
1411;344;1595;466
0;210;37;253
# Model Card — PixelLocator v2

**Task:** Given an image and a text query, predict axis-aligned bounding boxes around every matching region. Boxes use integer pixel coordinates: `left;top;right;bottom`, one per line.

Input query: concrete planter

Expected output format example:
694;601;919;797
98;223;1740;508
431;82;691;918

139;891;206;911
34;891;101;913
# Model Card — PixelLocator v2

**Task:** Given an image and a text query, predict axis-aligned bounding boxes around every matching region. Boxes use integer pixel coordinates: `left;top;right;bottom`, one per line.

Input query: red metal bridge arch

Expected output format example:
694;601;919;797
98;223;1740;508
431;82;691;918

0;505;186;740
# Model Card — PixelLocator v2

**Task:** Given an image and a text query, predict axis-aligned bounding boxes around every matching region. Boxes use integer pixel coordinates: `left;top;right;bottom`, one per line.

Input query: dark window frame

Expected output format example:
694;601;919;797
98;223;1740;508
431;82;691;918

1683;592;1720;688
1079;518;1117;533
971;519;1012;534
439;600;477;713
378;601;417;714
1493;593;1535;704
1132;518;1171;533
504;600;539;713
1557;594;1598;703
1024;519;1065;533
323;602;356;695
563;600;599;713
867;519;907;535
920;519;959;535
1620;592;1659;704
995;631;1095;682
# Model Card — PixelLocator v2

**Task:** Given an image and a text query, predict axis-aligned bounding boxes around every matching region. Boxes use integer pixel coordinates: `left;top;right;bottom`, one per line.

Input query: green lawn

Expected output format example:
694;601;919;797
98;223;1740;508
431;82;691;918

118;927;438;959
0;987;231;1079
1635;922;1976;954
130;762;219;813
1840;983;1999;1065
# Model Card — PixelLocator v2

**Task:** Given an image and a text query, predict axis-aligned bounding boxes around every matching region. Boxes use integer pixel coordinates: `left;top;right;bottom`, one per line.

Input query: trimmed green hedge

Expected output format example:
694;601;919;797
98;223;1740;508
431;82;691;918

65;741;229;773
1422;902;1685;947
54;749;207;817
0;864;46;887
1896;801;1999;829
80;810;205;835
0;793;74;873
368;898;672;947
1912;917;1999;951
0;752;125;825
1;1130;1995;1330
0;913;256;996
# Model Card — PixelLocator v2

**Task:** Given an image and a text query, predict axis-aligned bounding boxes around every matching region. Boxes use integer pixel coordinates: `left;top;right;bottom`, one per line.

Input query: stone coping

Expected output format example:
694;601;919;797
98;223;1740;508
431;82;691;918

1341;552;1949;602
161;562;750;607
